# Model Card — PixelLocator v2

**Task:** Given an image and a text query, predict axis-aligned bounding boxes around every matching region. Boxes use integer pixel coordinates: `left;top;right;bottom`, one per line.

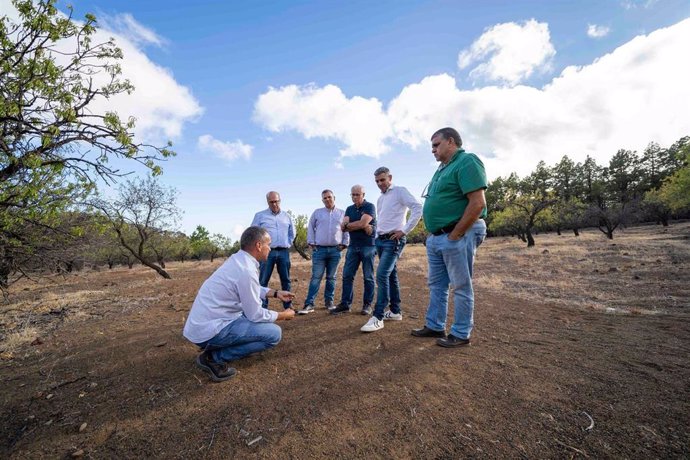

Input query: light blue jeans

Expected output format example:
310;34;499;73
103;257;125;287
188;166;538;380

424;220;486;339
304;246;342;306
196;316;282;363
373;237;406;320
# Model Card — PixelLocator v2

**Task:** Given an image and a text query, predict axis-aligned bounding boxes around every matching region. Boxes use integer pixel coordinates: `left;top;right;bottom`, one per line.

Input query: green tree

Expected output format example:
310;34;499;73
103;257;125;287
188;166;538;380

190;225;212;260
1;0;174;288
288;210;310;260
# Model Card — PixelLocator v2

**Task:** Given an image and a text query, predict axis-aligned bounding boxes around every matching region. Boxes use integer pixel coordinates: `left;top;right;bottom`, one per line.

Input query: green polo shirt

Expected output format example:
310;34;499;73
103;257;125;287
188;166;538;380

422;149;488;233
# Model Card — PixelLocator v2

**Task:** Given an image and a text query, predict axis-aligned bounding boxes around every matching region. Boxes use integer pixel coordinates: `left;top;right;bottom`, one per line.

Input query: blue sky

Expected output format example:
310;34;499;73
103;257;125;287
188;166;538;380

3;0;690;240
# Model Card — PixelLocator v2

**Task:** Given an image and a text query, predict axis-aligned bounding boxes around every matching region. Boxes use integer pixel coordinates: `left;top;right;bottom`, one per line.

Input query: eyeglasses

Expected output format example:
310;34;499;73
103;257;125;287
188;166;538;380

268;200;280;204
350;193;362;196
421;164;444;198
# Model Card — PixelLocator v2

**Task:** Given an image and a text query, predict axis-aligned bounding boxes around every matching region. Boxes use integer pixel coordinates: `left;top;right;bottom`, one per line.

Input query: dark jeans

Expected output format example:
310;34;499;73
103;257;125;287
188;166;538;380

373;237;406;320
305;246;342;306
339;245;376;307
259;248;292;309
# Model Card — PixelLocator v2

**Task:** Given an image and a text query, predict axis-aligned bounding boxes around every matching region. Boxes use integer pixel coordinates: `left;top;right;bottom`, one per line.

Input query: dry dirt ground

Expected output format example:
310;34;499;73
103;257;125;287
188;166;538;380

1;223;689;459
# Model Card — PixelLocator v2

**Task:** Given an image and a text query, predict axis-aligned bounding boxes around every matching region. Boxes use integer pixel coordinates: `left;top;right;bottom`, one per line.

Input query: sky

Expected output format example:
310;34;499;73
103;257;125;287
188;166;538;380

3;0;690;240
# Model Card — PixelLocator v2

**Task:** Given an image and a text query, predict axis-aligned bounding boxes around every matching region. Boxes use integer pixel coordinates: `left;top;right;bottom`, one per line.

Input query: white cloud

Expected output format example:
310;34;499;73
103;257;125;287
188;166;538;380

621;0;658;9
253;18;690;180
457;19;556;86
198;135;253;162
253;83;392;157
587;24;611;38
99;13;167;48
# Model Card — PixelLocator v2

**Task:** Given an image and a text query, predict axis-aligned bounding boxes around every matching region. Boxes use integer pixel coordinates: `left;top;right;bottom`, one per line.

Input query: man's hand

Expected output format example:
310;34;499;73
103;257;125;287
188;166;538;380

340;217;350;232
337;244;346;251
278;308;296;321
391;230;405;240
364;225;373;236
276;290;295;302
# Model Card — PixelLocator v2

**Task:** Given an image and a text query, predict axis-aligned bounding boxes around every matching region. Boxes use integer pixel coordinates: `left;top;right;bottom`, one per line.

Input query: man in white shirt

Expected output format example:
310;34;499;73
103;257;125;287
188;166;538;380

361;167;422;332
183;226;295;382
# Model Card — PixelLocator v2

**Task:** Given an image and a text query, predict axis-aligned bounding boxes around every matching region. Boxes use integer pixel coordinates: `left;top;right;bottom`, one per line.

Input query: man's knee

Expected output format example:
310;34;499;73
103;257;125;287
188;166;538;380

267;324;282;346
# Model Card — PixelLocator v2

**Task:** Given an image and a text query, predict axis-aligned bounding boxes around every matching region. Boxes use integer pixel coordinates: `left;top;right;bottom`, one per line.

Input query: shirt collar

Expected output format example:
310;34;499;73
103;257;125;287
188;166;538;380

382;184;395;194
239;249;260;268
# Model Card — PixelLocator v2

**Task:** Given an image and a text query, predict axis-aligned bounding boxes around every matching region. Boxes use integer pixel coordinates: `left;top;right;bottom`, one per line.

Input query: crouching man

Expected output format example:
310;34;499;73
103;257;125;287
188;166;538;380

183;226;296;382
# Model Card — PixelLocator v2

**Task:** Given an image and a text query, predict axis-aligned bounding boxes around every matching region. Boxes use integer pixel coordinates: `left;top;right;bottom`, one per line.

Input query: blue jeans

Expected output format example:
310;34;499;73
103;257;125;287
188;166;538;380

373;237;406;320
196;316;282;363
259;248;292;309
424;220;487;339
339;245;376;307
304;246;342;306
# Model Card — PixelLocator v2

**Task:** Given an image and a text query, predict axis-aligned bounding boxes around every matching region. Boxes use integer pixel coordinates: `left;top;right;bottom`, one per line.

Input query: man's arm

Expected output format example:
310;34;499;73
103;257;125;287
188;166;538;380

238;276;278;323
250;211;261;227
344;213;373;231
287;213;296;245
401;188;423;235
307;211;316;246
339;210;350;247
448;189;486;240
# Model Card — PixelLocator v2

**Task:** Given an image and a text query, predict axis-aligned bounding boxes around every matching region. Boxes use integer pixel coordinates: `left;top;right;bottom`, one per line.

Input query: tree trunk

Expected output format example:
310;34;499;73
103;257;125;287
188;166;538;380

573;228;580;237
294;246;311;260
526;229;535;247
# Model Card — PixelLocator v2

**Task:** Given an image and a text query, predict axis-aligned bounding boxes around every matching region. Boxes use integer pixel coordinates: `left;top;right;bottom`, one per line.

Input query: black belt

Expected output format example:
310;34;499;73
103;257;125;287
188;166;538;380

377;232;397;240
316;245;337;248
432;222;458;236
271;247;288;250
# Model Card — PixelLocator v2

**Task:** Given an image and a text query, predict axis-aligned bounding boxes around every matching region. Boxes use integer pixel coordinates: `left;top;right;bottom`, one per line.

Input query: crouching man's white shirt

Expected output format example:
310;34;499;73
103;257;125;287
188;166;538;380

183;250;278;344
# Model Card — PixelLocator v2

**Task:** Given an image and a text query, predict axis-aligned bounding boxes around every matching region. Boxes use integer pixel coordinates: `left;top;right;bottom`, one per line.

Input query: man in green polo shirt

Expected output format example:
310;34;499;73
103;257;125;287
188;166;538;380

411;127;488;347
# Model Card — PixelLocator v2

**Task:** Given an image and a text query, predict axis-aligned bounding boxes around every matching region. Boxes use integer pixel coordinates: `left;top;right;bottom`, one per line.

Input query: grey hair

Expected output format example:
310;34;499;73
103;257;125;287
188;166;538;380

374;166;390;176
240;226;269;251
432;127;462;148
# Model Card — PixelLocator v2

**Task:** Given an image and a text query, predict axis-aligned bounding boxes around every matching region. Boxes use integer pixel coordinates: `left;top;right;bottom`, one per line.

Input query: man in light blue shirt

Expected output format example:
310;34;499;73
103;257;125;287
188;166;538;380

251;191;296;310
298;190;349;314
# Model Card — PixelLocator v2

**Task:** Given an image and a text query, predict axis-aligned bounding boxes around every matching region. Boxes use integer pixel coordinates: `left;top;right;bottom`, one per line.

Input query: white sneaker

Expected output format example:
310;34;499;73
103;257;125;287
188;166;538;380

360;316;384;332
383;311;402;321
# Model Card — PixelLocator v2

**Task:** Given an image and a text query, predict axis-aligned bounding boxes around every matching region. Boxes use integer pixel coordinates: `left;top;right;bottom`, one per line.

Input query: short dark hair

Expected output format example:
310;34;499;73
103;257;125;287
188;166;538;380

240;226;268;251
321;189;334;197
374;166;390;176
432;127;462;148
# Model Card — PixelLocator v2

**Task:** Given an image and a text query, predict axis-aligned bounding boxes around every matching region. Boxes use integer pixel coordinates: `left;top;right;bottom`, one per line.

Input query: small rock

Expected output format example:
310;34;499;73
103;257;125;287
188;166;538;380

31;337;43;346
71;449;84;458
79;422;87;432
46;393;54;400
89;382;98;388
623;252;630;255
45;419;53;426
155;341;167;347
608;267;619;272
542;249;549;254
634;275;641;280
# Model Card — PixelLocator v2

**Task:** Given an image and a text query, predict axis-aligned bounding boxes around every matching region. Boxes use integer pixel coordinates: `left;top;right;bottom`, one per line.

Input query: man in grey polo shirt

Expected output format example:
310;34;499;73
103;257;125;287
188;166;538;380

298;189;349;314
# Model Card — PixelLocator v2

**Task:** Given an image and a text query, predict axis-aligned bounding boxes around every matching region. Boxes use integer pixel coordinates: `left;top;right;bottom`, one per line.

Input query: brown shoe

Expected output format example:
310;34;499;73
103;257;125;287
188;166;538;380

196;351;237;382
411;326;446;338
437;334;470;348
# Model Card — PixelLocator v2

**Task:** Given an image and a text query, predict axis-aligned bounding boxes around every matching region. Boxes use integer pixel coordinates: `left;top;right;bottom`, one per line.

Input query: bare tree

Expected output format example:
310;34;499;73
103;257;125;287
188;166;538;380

93;176;181;279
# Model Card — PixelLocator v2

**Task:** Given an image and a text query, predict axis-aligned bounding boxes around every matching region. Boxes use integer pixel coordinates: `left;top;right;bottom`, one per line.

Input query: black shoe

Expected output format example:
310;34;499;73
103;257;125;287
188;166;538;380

325;300;335;310
196;351;237;382
360;304;373;315
437;334;470;348
411;326;446;338
330;303;351;315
